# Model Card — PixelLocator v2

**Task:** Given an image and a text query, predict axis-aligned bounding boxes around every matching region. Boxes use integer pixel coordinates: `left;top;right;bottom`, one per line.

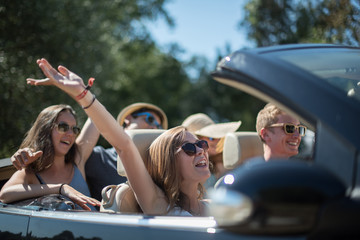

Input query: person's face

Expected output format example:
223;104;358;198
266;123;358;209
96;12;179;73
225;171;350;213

263;114;302;158
198;136;220;157
176;131;211;184
126;110;162;130
51;111;78;157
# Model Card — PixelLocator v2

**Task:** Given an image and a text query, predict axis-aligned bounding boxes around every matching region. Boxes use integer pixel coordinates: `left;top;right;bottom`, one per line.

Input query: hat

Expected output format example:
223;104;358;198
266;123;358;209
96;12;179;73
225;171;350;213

181;113;241;139
116;103;168;129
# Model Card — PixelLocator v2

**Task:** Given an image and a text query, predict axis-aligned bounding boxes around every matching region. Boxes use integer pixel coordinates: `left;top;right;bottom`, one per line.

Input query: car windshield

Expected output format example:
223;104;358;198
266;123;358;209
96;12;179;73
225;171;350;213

269;48;360;103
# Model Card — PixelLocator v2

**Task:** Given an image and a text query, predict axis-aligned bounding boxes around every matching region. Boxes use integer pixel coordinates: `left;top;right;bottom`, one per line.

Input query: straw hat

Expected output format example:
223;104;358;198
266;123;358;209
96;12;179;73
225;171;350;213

116;102;168;129
182;113;241;138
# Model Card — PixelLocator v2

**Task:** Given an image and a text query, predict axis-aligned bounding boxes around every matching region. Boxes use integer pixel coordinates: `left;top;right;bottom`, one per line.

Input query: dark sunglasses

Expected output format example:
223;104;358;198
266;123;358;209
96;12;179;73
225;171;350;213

55;122;81;135
132;112;162;129
177;140;209;156
267;123;306;136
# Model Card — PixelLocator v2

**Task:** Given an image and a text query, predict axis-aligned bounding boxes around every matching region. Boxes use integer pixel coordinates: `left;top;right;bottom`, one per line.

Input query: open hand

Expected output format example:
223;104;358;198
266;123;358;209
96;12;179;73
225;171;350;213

11;148;43;170
61;184;101;211
26;58;86;99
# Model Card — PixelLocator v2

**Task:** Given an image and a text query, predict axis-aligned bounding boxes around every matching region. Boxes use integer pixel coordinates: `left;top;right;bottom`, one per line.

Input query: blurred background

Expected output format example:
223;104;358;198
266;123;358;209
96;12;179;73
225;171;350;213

1;0;359;157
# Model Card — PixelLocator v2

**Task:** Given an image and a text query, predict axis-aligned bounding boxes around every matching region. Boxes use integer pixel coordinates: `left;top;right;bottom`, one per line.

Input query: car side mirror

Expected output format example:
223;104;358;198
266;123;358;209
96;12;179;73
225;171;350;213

209;159;346;235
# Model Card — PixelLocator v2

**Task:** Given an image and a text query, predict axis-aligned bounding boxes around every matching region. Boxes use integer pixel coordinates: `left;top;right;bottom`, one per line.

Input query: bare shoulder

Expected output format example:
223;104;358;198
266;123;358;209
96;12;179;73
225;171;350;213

7;168;38;185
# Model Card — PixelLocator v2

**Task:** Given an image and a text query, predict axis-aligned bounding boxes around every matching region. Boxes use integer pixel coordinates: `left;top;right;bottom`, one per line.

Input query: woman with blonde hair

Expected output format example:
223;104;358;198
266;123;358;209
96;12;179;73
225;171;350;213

24;58;210;216
182;113;241;188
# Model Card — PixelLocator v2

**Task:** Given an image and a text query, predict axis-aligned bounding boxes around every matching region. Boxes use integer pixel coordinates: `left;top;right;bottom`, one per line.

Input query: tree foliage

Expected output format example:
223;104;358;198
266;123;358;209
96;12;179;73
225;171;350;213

241;0;360;47
0;0;258;157
0;0;188;156
3;0;358;158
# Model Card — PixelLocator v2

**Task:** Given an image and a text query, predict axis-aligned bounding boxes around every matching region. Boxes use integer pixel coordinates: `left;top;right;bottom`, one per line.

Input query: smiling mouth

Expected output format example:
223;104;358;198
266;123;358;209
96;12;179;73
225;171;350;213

60;140;71;145
195;160;207;167
287;141;298;147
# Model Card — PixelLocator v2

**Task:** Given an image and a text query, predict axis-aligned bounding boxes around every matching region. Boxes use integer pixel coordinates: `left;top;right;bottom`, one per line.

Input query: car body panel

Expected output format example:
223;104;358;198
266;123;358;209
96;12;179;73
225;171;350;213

0;203;307;240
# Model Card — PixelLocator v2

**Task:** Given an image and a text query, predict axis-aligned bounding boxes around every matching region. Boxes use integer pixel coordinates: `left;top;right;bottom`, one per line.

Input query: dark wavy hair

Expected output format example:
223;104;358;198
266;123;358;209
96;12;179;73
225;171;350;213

20;104;79;172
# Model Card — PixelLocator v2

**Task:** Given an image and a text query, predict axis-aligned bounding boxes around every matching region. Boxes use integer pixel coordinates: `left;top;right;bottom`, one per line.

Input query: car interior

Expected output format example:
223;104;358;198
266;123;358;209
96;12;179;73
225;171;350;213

100;129;265;214
0;126;313;214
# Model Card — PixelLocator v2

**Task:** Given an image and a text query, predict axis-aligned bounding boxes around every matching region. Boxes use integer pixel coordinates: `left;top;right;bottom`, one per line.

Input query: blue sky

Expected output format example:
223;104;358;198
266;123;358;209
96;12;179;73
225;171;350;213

146;0;254;64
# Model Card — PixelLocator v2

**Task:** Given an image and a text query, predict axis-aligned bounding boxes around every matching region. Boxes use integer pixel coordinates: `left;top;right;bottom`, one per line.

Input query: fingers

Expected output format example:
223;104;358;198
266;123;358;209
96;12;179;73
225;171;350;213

37;59;58;80
76;197;101;211
86;197;101;206
11;155;22;170
63;185;100;211
32;150;43;160
37;58;56;74
58;65;70;78
26;78;52;86
74;195;101;209
11;148;43;170
26;58;58;86
11;149;28;170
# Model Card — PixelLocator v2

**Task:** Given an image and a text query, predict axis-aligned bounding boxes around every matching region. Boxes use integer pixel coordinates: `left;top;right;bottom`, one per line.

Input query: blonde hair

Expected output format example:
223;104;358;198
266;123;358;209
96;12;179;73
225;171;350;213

215;137;225;153
256;103;285;142
147;126;205;212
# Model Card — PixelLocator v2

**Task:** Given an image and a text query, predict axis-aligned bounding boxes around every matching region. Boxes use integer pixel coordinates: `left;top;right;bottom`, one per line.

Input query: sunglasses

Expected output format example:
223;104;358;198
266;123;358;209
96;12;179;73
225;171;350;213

267;123;307;136
55;122;81;135
177;140;209;156
132;112;162;129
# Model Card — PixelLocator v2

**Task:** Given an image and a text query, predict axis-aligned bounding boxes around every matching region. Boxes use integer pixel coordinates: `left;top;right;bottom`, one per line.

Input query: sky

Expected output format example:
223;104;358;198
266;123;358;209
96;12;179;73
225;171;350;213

146;0;254;65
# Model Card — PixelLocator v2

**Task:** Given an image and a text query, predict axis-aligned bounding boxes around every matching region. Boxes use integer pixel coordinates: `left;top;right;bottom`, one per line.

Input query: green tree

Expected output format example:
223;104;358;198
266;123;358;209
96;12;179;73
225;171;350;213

185;58;264;131
0;0;191;157
241;0;360;47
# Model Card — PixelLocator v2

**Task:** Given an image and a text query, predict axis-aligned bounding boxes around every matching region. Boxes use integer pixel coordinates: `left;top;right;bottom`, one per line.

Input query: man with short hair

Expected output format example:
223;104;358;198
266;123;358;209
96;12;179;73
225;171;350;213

85;102;168;201
256;103;306;161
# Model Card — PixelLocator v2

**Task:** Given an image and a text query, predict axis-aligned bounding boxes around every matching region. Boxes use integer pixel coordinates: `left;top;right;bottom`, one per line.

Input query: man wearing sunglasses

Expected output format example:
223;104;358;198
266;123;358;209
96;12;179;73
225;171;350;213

256;103;307;161
85;102;168;201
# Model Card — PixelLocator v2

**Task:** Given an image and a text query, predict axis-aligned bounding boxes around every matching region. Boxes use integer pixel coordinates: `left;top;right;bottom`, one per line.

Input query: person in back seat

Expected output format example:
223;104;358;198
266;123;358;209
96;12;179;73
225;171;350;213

0;104;100;210
26;58;211;216
256;103;307;161
181;113;241;189
85;102;168;201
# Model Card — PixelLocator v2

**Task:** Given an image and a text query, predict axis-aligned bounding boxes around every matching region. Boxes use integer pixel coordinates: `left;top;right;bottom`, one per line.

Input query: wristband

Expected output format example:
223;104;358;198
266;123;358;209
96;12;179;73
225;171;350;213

76;77;95;100
82;94;96;109
59;183;66;195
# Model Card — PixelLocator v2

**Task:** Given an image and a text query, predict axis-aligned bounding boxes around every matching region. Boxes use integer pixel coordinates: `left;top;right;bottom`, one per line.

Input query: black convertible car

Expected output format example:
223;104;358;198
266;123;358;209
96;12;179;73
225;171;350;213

1;44;359;239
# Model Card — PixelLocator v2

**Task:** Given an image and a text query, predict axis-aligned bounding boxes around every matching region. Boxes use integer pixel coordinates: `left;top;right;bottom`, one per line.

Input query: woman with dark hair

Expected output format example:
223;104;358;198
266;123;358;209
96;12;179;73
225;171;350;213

24;58;210;216
0;104;100;210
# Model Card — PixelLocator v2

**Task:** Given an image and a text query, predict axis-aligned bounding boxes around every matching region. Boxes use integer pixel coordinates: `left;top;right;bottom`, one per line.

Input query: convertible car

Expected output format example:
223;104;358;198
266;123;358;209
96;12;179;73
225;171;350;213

1;44;359;239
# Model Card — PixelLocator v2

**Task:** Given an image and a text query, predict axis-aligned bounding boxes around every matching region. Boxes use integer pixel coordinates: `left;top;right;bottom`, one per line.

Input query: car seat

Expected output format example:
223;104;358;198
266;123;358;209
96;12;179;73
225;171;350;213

222;131;264;169
100;129;165;214
213;132;264;189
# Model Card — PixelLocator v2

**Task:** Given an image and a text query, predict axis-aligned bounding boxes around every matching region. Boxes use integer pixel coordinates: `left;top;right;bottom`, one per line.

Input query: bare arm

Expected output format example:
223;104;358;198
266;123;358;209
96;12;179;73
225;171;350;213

75;118;100;174
26;58;168;214
0;170;100;210
0;170;60;202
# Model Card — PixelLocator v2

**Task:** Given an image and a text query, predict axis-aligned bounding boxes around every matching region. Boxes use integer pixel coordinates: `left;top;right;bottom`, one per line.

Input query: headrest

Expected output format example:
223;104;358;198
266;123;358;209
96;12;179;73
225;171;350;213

222;131;264;169
117;129;166;177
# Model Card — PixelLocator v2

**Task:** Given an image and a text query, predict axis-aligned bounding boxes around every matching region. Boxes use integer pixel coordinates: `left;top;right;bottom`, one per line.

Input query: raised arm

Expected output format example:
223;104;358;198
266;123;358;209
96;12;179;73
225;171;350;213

27;59;168;214
75;118;100;173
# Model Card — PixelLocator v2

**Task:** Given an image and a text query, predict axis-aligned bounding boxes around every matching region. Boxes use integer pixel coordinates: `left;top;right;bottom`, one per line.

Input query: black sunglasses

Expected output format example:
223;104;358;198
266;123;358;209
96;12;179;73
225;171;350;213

55;122;81;135
267;123;306;136
178;140;209;156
